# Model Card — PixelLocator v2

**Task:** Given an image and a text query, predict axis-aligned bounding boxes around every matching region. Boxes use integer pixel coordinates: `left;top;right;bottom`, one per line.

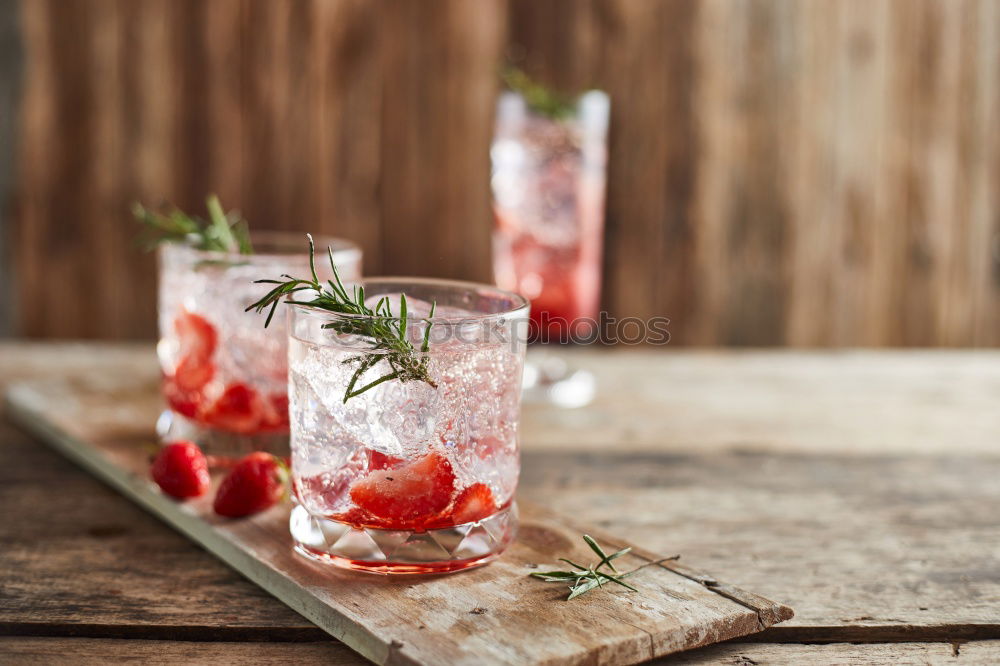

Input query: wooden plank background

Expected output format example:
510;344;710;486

7;0;1000;345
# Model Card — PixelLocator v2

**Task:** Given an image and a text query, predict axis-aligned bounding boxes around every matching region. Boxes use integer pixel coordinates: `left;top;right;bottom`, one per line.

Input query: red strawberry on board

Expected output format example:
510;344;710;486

349;452;455;528
201;383;262;434
213;452;288;518
151;440;210;499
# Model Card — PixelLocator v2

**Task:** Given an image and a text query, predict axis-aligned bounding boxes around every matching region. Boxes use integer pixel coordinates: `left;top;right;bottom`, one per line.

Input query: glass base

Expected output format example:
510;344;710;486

157;409;290;458
522;354;596;408
290;503;517;575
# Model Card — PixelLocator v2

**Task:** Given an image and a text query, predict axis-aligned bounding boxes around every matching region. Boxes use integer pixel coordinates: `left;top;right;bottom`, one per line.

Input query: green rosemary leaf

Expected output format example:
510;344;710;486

558;557;589;571
594;571;640;592
582;535;631;574
529;571;583;581
328;245;350;299
567;578;600;600
608;546;631;558
399;294;408;342
345;354;381;400
308;234;319;283
529;535;661;601
133;195;253;255
248;234;438;402
233;218;253;254
500;66;576;121
344;370;402;402
582;535;614;572
591;568;604;588
205;194;236;250
421;301;436;353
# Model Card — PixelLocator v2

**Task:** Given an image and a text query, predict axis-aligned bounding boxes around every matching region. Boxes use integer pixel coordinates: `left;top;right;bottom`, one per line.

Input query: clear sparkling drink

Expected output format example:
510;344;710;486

287;278;529;574
157;233;361;454
491;90;609;340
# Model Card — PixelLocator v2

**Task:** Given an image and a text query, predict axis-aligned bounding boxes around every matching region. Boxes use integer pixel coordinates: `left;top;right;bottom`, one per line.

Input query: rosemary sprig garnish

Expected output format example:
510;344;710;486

246;234;437;403
530;534;680;601
132;194;253;254
501;66;576;121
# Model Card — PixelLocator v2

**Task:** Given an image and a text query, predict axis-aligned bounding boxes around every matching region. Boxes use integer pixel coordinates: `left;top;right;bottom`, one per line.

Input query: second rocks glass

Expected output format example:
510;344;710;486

157;232;362;454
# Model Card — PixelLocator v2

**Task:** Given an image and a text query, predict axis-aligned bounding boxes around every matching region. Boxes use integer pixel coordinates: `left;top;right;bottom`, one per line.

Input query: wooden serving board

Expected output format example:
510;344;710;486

4;371;792;665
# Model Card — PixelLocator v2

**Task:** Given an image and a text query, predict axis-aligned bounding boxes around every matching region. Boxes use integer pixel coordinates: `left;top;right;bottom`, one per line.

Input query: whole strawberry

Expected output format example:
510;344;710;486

151;440;210;499
213;452;288;518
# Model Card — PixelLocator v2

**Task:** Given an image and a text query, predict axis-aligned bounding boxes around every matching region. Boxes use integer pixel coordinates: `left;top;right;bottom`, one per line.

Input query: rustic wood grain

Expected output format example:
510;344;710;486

0;0;20;337
12;0;388;338
10;0;1000;344
0;637;363;665
4;638;1000;666
523;450;1000;641
378;0;502;283
2;343;998;662
3;371;791;664
518;348;1000;455
674;640;999;664
308;0;382;275
0;421;320;638
3;416;995;645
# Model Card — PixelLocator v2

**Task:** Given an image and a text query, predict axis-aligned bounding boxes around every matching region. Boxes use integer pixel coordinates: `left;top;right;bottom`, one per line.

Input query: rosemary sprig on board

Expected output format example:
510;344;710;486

132;194;253;254
246;234;437;403
530;534;680;601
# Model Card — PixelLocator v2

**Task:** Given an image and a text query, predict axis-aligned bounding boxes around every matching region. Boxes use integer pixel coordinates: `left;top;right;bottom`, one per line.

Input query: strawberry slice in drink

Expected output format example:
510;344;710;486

162;375;200;419
256;393;290;432
201;382;262;434
331;506;393;530
349;452;456;528
425;482;498;529
450;483;497;524
172;309;218;392
175;308;218;359
173;354;216;393
368;450;404;471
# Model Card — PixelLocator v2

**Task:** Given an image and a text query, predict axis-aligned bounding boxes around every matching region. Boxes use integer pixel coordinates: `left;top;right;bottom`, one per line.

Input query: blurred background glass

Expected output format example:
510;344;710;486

491;87;609;342
491;84;608;407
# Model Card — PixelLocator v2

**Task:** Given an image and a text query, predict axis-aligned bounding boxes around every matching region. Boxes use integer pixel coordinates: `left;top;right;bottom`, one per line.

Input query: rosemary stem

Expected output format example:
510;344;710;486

343;370;401;402
247;236;438;402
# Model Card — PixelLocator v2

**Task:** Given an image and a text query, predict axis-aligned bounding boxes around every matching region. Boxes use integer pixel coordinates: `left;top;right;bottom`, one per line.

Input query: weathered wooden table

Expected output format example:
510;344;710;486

2;343;998;664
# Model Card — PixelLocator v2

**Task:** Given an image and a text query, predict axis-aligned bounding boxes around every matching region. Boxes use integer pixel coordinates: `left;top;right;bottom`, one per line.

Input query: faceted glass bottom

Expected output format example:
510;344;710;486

157;409;290;457
290;502;518;574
